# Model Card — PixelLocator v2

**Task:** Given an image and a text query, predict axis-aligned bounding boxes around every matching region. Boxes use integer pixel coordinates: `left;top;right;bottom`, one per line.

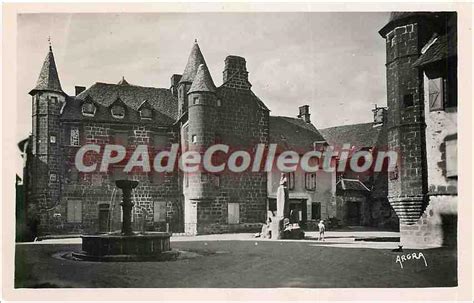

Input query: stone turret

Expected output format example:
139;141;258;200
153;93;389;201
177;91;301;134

28;44;66;234
177;41;207;117
186;63;217;199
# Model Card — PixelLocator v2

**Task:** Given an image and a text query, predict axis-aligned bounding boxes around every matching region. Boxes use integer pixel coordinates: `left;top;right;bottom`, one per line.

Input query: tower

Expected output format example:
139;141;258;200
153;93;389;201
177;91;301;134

183;63;217;235
177;41;207;117
28;43;66;233
378;13;437;237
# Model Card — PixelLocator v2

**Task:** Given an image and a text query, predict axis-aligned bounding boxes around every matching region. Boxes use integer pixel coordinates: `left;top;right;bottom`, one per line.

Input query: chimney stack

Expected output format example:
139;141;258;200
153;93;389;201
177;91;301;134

298;105;311;123
170;74;182;97
75;86;86;96
223;56;251;90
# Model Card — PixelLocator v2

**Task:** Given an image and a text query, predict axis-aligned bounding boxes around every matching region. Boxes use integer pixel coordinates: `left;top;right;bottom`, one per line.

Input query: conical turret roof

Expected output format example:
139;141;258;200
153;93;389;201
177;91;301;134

29;46;64;95
180;42;207;84
188;64;216;94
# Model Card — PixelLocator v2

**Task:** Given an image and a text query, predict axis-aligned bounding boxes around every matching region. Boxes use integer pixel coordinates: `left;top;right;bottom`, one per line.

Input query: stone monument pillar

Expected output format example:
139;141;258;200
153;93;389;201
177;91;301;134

272;174;289;239
116;180;139;236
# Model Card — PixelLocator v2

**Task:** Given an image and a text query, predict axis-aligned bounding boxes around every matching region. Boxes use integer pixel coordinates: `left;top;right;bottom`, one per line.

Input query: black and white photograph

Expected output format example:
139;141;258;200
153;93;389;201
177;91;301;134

2;2;472;301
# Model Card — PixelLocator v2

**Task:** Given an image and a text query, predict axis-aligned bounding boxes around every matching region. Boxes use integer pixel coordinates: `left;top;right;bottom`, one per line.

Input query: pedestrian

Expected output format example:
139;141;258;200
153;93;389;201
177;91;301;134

318;220;325;241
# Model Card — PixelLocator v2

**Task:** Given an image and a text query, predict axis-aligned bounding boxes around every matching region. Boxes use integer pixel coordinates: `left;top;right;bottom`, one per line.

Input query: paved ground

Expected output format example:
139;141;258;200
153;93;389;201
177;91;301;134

15;232;457;288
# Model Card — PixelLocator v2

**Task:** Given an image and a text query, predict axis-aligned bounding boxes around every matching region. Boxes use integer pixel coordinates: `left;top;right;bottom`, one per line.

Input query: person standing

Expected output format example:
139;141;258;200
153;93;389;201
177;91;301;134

318;220;326;241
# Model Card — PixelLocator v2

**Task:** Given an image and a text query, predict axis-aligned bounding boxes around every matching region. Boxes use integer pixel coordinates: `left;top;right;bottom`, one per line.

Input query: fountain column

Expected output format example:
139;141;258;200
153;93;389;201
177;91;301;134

116;180;139;236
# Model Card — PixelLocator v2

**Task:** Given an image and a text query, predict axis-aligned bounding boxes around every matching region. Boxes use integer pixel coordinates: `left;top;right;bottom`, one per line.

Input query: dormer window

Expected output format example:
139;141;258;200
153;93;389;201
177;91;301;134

111;105;125;119
140;108;152;120
82;102;96;117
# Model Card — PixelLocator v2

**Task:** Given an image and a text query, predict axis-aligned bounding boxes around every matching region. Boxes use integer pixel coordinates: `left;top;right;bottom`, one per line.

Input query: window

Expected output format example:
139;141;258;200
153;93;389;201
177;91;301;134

82;102;96;116
184;172;189;188
115;132;129;146
192;135;197;144
311;202;321;220
305;173;316;191
429;78;444;111
67;200;82;223
140;108;152;119
286;172;295;190
217;99;222;107
50;173;57;182
70;127;80;146
403;94;414;108
50;135;56;144
111;105;125;119
193;97;199;105
50;96;58;103
154;134;168;149
153;201;167;222
445;137;457;178
228;203;240;224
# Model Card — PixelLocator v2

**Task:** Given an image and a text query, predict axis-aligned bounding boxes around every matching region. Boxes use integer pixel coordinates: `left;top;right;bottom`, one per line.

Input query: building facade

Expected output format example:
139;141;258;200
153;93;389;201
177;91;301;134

320;106;399;230
21;42;336;236
379;12;457;247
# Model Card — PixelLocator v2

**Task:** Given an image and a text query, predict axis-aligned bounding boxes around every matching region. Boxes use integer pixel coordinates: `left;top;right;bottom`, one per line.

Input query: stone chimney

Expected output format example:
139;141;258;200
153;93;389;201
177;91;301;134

170;74;182;97
298;105;311;123
75;86;86;96
223;55;251;90
372;104;387;127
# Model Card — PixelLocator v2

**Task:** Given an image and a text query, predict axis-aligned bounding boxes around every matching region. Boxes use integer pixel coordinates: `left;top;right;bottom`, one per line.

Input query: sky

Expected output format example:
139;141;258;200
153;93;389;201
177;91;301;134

16;12;390;161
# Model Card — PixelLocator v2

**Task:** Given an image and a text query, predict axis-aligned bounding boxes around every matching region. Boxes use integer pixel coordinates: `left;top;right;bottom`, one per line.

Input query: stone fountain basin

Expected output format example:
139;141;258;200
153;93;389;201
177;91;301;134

72;232;178;262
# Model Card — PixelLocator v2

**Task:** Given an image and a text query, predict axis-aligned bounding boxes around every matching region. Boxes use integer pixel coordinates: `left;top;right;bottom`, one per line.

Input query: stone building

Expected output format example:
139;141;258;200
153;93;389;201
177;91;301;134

21;41;336;236
320;106;399;229
379;12;457;247
267;108;336;230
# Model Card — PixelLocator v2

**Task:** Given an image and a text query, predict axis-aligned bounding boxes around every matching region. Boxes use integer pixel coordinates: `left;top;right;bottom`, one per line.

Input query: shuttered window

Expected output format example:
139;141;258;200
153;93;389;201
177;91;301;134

305;173;316;191
429;77;444;111
67;200;82;223
153;201;167;222
286;172;295;190
228;203;240;224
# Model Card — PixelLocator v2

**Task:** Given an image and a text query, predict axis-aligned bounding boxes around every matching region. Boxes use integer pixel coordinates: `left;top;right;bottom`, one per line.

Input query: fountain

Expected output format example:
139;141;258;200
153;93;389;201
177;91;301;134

72;180;178;261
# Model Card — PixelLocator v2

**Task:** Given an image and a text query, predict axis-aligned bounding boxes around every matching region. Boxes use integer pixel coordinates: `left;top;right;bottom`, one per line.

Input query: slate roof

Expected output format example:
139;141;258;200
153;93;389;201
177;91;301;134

413;31;457;67
269;116;325;153
180;42;207;84
29;47;64;95
61;81;177;125
319;122;383;149
188;64;216;93
336;178;371;192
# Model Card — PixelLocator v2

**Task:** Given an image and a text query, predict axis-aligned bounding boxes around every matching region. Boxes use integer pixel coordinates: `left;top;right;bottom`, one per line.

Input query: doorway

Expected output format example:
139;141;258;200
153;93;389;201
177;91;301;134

289;199;307;227
346;201;361;226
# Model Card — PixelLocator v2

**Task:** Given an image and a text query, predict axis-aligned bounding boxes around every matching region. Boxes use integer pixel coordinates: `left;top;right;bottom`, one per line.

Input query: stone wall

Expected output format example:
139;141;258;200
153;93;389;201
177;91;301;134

400;196;457;248
383;20;430;226
31;118;184;235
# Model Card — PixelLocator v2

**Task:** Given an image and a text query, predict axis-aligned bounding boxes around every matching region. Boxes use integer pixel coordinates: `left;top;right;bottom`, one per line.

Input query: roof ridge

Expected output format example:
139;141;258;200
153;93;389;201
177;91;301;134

320;121;374;130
